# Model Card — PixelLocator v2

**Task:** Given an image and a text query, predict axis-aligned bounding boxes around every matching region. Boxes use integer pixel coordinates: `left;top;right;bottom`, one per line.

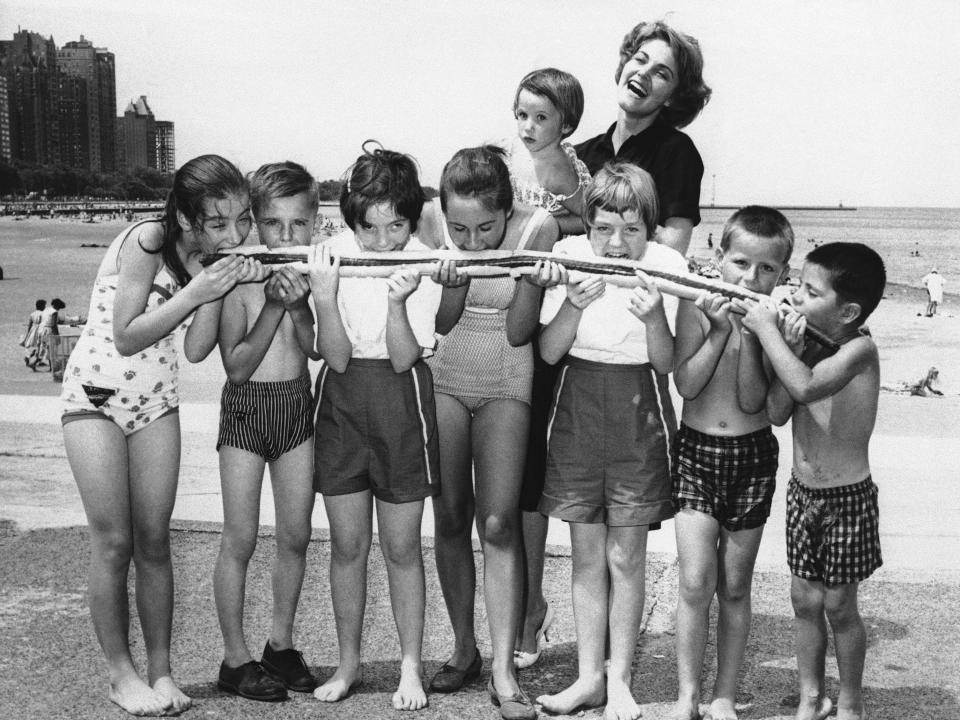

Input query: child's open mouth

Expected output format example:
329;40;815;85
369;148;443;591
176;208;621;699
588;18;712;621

604;252;630;259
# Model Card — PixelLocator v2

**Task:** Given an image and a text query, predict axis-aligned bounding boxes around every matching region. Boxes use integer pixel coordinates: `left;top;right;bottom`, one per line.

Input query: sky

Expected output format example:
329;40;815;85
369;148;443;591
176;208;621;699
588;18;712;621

4;0;960;208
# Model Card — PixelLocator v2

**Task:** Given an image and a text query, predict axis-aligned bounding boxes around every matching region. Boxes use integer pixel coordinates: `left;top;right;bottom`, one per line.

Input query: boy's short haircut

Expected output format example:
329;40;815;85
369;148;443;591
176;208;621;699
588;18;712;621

721;205;795;264
581;161;659;237
615;20;712;129
513;68;585;139
249;161;318;217
806;242;886;325
439;145;513;215
340;142;425;233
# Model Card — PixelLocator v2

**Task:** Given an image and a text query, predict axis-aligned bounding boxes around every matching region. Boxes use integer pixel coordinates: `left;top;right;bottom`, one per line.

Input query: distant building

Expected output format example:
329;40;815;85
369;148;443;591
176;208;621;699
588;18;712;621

57;71;88;170
57;35;117;173
0;75;11;162
0;30;61;166
118;95;174;173
155;120;175;173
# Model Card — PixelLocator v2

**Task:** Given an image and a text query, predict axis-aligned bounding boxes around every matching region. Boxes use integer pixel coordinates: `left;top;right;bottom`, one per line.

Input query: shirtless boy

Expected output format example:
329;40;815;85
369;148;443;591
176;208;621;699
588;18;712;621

214;161;320;701
742;242;886;720
670;206;793;720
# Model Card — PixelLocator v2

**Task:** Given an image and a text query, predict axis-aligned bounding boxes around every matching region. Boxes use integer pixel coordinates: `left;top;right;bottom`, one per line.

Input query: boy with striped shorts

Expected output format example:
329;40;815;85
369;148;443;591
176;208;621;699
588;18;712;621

214;162;321;701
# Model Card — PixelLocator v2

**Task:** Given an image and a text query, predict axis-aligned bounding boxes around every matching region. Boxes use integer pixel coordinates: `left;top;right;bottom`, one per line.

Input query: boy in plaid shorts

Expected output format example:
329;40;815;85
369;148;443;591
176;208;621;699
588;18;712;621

669;206;794;720
742;242;885;720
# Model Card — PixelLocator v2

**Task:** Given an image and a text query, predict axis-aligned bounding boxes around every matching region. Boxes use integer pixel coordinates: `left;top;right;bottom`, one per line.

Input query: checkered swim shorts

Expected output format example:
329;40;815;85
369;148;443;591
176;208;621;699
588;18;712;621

671;423;779;531
786;474;882;586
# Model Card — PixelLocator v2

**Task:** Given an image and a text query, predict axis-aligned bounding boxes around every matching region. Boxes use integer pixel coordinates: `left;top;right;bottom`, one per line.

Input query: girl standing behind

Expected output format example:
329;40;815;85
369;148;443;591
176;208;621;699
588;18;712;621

501;67;590;670
21;299;46;369
420;145;561;720
60;155;265;717
308;144;443;711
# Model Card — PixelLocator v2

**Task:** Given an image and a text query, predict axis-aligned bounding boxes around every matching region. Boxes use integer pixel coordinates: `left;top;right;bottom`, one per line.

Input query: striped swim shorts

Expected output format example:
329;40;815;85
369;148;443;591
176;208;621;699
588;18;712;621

671;423;779;531
216;374;313;462
786;474;882;586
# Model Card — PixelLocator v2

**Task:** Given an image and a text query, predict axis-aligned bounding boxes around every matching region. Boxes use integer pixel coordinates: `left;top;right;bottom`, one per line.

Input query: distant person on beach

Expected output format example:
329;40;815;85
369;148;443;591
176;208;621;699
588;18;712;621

421;146;560;720
308;144;442;710
921;268;944;316
59;155;267;717
741;242;886;720
670;207;794;720
212;162;320;702
535;164;683;719
499;66;589;672
21;298;46;369
573;19;711;254
34;298;81;369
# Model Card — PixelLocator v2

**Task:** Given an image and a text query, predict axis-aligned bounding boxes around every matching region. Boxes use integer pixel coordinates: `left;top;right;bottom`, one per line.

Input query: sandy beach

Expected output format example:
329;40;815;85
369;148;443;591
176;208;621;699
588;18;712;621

2;216;959;719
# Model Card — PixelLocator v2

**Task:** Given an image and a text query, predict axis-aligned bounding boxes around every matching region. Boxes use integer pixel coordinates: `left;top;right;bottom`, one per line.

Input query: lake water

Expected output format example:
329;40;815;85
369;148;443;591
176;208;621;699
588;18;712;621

688;206;960;289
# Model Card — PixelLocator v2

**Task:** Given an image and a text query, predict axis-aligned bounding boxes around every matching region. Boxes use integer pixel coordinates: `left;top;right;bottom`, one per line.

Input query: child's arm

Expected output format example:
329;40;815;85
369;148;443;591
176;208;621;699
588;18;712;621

539;276;604;364
184;300;228;362
506;218;563;346
431;260;469;335
308;244;352;372
742;300;874;404
275;266;320;360
218;277;286;385
673;293;732;399
627;271;673;374
113;225;254;357
736;329;769;413
384;268;424;373
507;260;567;347
763;310;807;424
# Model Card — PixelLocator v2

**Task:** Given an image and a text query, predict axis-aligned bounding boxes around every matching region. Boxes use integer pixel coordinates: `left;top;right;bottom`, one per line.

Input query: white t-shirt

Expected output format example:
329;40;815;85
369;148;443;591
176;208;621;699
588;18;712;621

540;235;688;364
326;232;442;359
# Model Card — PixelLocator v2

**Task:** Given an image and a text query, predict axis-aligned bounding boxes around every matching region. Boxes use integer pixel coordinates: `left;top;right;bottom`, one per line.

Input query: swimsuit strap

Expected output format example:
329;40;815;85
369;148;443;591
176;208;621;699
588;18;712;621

516;207;550;251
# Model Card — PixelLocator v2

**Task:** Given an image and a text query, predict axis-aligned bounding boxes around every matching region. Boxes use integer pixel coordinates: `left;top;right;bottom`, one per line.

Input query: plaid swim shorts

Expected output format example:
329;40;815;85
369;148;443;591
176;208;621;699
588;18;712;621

671;423;779;531
786;474;882;586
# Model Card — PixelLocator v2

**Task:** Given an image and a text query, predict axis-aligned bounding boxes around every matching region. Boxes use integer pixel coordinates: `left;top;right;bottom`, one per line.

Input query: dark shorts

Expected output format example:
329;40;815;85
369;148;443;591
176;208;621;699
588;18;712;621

671;423;779;531
540;356;676;527
217;374;313;462
313;359;440;504
786;475;882;586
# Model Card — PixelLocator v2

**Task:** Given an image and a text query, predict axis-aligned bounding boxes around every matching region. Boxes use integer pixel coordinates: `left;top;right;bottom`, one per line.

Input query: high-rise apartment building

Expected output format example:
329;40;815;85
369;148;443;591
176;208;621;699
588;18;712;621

154;120;175;173
57;35;117;172
0;75;11;162
1;30;61;166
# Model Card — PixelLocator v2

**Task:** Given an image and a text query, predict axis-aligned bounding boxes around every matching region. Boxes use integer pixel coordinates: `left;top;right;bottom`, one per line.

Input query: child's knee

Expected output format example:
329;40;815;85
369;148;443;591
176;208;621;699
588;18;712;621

478;511;518;547
790;579;825;617
607;541;645;576
435;504;473;540
379;534;422;568
94;530;134;566
331;532;371;564
824;588;861;627
133;531;171;565
717;575;753;605
276;523;312;557
219;525;259;563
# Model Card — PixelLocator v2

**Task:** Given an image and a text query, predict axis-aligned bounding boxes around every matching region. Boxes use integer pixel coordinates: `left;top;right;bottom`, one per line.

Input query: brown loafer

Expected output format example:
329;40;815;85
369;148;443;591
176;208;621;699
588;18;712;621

428;648;482;693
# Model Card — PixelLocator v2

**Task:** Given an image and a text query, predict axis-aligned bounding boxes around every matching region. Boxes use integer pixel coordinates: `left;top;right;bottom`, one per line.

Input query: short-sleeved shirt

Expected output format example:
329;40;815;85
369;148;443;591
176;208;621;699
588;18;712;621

575;120;703;226
326;232;442;359
540;236;688;364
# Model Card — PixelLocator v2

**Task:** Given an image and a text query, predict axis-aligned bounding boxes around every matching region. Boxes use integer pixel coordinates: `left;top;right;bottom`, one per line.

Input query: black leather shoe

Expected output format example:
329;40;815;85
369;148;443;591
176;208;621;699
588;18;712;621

428;648;482;693
261;641;317;692
217;660;288;701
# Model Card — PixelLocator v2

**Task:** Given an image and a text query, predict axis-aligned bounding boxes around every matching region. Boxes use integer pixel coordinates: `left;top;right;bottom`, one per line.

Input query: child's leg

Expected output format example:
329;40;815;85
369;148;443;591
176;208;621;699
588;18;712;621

536;523;607;714
473;399;528;698
431;394;478;670
376;498;428;711
791;576;833;720
824;583;865;720
126;413;192;712
671;509;720;720
267;439;315;650
708;524;765;720
314;491;372;702
604;524;649;720
64;418;172;717
517;509;550;654
215;445;266;667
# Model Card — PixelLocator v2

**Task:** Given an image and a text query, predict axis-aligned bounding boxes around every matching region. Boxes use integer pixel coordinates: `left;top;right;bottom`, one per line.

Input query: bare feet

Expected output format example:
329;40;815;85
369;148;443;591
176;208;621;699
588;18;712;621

536;675;605;715
392;661;428;711
109;674;171;717
313;665;362;702
836;701;864;720
795;695;833;720
667;698;702;720
603;677;641;720
703;697;738;720
152;676;191;715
